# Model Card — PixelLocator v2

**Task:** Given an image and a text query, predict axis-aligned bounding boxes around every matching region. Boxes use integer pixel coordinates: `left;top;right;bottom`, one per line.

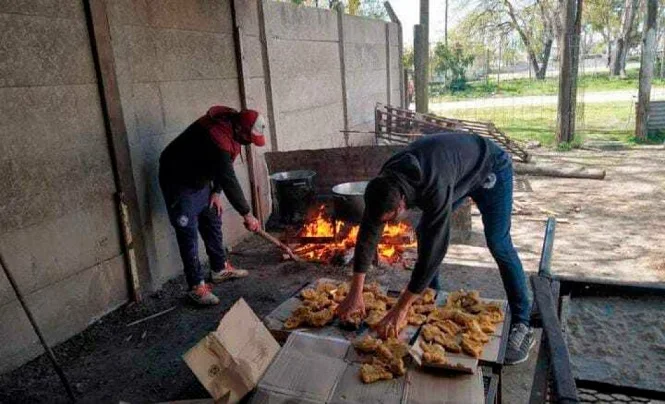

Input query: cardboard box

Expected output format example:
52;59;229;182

250;332;484;404
184;298;280;403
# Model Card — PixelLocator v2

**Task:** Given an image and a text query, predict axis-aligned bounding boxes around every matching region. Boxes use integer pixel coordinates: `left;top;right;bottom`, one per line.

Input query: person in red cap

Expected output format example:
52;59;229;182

159;106;266;305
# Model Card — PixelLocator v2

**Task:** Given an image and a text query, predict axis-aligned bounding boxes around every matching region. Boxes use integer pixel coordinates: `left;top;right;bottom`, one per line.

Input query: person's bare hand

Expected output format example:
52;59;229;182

243;214;260;232
375;305;409;339
209;193;224;217
336;289;365;323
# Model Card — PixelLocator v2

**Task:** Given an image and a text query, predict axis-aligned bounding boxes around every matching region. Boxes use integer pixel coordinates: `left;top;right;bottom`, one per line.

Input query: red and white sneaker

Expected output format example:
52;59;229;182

211;262;249;283
188;283;220;305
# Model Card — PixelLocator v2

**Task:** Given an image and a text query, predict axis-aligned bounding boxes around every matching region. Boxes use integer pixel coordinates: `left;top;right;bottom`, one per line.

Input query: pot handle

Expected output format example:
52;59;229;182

292;181;308;186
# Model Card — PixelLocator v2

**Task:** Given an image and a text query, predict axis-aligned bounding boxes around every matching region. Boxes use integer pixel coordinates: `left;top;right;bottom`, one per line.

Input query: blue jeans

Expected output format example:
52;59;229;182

429;158;531;325
160;176;226;288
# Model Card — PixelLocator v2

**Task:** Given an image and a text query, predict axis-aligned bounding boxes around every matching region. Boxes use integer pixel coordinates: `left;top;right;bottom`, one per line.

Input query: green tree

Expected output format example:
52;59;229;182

584;0;623;64
403;46;414;71
432;42;475;91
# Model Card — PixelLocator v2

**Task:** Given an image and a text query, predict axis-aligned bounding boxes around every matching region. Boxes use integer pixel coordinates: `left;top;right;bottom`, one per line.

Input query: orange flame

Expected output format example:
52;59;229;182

296;205;416;264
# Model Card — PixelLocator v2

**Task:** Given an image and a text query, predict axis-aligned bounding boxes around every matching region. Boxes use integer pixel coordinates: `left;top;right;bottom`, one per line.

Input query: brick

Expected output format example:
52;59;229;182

0;13;96;87
577;393;597;402
596;394;614;401
611;394;630;402
266;2;338;42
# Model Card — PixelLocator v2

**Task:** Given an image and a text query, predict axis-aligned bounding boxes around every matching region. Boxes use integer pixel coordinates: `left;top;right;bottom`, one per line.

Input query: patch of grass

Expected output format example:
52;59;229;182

436;101;634;148
430;68;665;102
628;129;665;145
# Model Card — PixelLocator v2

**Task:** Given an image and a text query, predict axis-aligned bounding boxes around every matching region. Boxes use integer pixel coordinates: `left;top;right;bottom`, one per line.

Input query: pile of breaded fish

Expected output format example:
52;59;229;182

419;290;505;364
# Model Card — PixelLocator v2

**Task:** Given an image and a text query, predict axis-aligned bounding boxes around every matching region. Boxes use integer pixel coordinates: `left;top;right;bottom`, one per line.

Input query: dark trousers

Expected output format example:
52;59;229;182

159;175;226;288
429;158;531;325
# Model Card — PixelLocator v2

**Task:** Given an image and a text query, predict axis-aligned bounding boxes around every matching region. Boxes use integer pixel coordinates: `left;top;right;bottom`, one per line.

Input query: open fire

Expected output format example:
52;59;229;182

291;205;417;266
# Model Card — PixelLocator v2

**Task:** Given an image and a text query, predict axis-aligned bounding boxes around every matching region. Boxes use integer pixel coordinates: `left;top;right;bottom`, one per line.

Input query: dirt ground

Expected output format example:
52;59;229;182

0;147;663;403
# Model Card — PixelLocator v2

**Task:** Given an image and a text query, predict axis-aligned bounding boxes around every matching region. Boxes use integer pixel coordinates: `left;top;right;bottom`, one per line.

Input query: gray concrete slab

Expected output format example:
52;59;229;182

270;39;340;77
107;0;233;34
0;202;122;306
235;0;260;35
266;1;338;42
0;0;84;20
344;42;386;72
276;103;344;151
273;71;342;113
0;13;96;87
159;78;240;133
0;255;128;374
343;15;385;44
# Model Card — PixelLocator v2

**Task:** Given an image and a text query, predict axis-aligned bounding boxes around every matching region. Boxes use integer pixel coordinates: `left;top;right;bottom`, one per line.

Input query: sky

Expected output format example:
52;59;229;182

388;0;474;48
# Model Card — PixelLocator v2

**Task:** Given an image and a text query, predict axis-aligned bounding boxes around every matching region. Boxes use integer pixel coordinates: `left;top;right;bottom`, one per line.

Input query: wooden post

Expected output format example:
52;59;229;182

84;0;152;296
385;1;405;108
337;3;350;146
556;0;580;145
258;0;279;151
231;0;264;224
414;25;428;113
635;0;659;140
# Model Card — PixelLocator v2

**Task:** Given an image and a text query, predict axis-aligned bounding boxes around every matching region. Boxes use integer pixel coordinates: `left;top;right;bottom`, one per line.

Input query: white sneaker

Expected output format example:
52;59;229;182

188;283;220;305
211;262;249;283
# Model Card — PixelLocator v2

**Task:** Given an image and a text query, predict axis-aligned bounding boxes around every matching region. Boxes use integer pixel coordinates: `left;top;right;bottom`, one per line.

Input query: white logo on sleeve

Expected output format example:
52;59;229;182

177;215;189;227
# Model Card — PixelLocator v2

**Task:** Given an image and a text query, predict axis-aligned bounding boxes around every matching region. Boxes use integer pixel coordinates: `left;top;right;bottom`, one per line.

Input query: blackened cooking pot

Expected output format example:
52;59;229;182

332;181;368;223
270;170;316;224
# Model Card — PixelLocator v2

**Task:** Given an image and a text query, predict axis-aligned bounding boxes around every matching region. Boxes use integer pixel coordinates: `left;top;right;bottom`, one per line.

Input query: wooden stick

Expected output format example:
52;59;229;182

256;229;303;262
126;306;176;327
514;163;606;180
0;252;76;402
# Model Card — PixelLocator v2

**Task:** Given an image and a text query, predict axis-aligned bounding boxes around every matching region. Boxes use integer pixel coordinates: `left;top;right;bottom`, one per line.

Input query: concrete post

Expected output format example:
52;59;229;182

385;23;391;106
336;3;350;146
258;0;279;151
414;24;428;113
385;1;405;107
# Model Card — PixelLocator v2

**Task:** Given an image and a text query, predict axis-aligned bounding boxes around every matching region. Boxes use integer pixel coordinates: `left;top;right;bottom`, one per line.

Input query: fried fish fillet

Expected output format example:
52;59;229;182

283;316;303;330
354;335;382;353
366;299;387;312
300;288;318;300
407;313;427;326
451;310;477;328
476;314;497;334
365;310;385;328
360;363;393;384
426;308;456;323
465;320;490;343
461;336;484;358
316;282;338;294
308;308;335;327
434;319;463;336
420;342;447;365
413;304;437;315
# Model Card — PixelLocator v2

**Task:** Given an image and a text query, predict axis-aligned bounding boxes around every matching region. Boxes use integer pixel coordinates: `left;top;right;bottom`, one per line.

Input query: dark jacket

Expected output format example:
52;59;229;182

354;132;508;293
159;121;250;216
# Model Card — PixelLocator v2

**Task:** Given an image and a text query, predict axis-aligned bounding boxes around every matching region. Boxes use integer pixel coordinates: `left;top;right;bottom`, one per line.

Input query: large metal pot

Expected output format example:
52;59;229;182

332;181;368;223
270;170;316;224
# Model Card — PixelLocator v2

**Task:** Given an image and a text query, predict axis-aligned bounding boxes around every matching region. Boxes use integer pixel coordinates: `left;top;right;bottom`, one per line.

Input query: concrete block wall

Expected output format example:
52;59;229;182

106;0;255;287
264;2;345;151
0;2;128;373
